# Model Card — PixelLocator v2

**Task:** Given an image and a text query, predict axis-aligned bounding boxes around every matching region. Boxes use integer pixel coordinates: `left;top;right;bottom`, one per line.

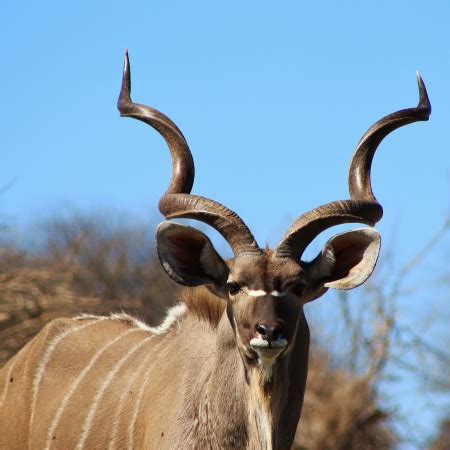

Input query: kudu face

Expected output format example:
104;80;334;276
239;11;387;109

118;51;430;370
156;221;381;369
225;253;304;365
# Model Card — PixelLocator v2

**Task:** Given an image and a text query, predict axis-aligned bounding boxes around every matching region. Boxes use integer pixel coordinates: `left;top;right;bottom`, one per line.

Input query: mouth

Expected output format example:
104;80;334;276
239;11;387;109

249;337;288;362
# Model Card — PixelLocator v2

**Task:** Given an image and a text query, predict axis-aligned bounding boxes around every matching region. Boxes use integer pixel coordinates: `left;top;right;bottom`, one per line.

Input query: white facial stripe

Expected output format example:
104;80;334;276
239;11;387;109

246;289;267;297
244;288;288;298
270;290;287;297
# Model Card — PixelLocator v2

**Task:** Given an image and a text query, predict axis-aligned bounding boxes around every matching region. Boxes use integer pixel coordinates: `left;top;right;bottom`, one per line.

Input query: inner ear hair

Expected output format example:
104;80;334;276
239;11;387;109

306;228;381;291
199;241;227;281
157;222;229;288
303;245;336;287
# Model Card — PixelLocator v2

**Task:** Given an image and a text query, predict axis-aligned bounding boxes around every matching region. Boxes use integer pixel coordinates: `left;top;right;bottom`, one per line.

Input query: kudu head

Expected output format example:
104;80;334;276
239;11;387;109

118;51;430;371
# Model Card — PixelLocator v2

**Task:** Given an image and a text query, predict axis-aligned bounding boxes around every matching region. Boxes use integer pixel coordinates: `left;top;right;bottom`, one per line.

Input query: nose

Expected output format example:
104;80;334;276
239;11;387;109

255;322;285;343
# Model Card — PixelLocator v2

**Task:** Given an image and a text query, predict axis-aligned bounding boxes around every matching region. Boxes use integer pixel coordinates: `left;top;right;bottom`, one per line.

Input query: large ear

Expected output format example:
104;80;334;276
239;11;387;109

307;228;381;290
156;221;229;287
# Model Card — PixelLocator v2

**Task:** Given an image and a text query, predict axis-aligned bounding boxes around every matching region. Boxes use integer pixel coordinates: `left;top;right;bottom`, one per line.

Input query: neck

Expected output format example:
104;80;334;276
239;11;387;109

206;309;310;450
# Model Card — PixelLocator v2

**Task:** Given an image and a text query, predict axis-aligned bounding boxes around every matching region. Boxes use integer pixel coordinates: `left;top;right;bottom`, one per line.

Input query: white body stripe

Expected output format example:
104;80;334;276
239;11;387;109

108;340;154;450
145;303;187;335
30;320;102;430
75;333;151;450
46;329;135;450
126;351;157;448
74;303;186;336
0;358;17;406
1;342;30;406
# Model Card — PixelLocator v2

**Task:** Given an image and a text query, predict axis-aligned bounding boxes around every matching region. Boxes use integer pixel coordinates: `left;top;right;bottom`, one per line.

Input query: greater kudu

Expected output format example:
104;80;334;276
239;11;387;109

0;52;431;449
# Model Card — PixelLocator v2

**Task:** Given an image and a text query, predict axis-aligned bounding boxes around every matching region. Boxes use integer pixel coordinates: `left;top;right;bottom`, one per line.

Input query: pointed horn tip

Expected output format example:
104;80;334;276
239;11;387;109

123;49;130;72
415;70;431;117
118;50;132;113
415;70;422;81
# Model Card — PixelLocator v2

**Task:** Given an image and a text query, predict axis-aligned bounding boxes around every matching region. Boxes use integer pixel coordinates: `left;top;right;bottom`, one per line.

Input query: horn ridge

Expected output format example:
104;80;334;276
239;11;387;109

276;75;431;259
118;51;261;258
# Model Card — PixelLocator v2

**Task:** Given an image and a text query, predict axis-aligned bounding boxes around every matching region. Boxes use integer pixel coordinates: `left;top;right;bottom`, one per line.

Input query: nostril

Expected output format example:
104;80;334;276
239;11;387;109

256;324;269;337
255;323;285;342
271;323;285;341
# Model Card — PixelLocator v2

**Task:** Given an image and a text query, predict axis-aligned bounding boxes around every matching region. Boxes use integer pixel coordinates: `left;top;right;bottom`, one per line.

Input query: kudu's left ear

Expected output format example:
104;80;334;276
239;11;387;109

156;222;229;287
308;228;381;290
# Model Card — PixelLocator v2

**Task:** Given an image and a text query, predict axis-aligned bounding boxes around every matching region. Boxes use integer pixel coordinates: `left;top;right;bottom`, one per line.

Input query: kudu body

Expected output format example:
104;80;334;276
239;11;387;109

0;53;431;449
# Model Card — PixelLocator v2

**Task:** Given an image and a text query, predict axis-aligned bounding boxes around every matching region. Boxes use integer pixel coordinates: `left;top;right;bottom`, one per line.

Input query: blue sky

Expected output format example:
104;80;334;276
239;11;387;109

2;1;450;446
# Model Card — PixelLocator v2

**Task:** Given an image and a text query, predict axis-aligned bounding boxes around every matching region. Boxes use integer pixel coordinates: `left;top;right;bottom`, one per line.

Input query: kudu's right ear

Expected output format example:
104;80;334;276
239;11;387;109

156;222;229;287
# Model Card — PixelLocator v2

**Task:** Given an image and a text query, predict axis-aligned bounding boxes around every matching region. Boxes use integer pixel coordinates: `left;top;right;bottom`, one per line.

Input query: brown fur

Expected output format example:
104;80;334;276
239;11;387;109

181;286;226;329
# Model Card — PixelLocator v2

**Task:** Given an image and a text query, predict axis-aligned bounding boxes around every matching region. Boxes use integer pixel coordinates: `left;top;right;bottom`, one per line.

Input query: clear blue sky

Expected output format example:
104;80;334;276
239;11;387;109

2;1;449;447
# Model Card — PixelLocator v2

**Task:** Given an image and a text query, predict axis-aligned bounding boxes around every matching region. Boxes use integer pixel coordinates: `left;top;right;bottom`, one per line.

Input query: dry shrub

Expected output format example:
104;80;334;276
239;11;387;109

429;420;450;450
0;267;144;366
36;213;180;321
0;213;179;367
293;347;394;449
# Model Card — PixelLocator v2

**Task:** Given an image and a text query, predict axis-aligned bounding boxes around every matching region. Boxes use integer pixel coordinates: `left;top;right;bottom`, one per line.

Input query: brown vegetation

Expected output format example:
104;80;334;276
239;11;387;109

429;420;450;450
295;350;394;449
0;214;179;366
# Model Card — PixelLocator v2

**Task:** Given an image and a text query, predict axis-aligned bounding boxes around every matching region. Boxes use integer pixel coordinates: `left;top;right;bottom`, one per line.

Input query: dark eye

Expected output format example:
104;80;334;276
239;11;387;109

290;282;306;296
227;282;242;296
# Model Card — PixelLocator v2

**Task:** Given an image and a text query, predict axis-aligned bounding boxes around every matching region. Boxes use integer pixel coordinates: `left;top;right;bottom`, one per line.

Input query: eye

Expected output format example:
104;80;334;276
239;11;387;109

227;282;242;296
290;282;306;297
